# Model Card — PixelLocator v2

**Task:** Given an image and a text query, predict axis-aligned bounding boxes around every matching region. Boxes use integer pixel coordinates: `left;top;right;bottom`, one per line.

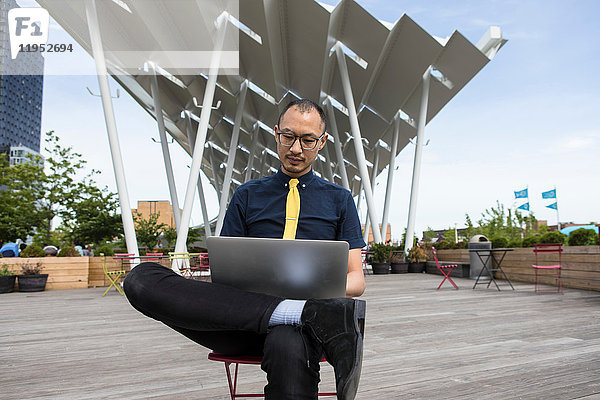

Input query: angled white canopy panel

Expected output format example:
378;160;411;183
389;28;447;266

38;0;506;241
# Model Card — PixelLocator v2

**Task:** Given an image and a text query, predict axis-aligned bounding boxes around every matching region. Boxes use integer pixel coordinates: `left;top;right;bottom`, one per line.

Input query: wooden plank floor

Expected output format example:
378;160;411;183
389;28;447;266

2;274;599;399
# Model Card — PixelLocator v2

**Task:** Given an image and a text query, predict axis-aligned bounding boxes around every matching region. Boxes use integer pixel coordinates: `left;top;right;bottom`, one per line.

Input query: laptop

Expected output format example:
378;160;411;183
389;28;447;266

207;236;349;299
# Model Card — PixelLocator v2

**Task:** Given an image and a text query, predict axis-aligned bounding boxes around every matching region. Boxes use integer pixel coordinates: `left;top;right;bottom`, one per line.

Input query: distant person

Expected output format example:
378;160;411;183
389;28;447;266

0;242;19;257
43;245;58;257
82;245;91;257
74;243;84;256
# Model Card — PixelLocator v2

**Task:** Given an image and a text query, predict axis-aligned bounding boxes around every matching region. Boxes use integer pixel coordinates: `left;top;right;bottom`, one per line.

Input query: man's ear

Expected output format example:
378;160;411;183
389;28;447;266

274;125;279;143
317;133;328;151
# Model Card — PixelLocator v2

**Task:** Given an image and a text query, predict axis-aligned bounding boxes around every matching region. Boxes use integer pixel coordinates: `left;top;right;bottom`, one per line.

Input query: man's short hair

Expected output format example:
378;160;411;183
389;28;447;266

277;99;327;134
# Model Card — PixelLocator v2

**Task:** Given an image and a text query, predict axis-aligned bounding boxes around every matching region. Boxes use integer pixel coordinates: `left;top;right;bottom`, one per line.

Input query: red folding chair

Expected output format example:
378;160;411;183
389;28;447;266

432;247;458;290
532;243;563;294
207;352;335;399
361;248;371;275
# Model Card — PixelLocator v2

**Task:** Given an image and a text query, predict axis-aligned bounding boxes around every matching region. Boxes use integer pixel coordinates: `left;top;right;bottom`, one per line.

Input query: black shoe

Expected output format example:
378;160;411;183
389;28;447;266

301;298;366;400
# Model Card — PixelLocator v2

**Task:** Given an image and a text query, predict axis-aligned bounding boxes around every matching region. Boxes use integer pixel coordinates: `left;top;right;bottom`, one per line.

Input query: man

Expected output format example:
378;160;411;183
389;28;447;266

124;99;366;400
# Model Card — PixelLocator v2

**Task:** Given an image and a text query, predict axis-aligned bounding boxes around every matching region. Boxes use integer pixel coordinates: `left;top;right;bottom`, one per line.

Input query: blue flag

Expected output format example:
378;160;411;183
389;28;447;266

546;202;558;210
514;188;528;199
517;202;530;211
542;189;556;199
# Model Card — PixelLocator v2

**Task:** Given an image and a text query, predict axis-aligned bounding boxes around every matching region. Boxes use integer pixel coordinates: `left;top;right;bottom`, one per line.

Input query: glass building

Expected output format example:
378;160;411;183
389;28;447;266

0;0;44;159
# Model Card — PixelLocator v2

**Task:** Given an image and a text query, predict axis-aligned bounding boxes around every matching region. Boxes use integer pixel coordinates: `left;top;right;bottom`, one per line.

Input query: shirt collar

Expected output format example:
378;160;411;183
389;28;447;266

275;168;316;189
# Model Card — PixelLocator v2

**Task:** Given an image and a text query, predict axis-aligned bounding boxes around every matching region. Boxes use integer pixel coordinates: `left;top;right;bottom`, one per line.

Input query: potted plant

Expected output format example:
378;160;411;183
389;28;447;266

17;261;48;292
369;242;391;274
390;247;409;274
0;264;17;294
407;245;427;273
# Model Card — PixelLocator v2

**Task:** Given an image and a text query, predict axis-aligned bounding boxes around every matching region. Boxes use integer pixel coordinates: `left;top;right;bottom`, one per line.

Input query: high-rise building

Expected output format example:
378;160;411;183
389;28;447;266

0;0;44;161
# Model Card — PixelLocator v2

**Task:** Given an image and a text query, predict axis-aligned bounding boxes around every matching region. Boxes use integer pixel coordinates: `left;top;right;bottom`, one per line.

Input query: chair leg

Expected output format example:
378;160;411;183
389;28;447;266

437;267;458;290
103;273;124;296
224;362;236;400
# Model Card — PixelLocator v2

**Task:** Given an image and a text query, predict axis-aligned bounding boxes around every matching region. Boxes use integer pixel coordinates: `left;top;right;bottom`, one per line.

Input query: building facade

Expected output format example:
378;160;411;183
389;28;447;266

0;0;44;159
132;200;179;229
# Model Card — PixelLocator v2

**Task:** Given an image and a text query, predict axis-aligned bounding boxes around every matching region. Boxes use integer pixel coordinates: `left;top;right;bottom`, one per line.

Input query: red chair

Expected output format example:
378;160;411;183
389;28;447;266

432;247;458;290
361;249;371;275
207;352;336;399
532;244;563;294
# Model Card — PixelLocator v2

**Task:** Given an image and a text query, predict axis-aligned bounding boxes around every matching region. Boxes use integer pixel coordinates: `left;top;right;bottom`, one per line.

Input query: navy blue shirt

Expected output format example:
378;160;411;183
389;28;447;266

221;169;366;249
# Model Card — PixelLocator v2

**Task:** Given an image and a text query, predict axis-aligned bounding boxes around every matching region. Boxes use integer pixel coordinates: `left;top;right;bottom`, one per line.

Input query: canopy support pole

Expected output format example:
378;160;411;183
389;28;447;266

335;44;382;243
404;67;432;254
174;15;227;271
363;146;380;244
216;80;248;235
325;99;349;190
381;116;400;241
245;123;260;183
150;68;181;230
185;114;211;237
84;0;139;257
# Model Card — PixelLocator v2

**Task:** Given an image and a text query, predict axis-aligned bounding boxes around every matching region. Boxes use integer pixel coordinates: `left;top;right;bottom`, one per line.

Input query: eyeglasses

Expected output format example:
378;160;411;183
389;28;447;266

277;131;325;150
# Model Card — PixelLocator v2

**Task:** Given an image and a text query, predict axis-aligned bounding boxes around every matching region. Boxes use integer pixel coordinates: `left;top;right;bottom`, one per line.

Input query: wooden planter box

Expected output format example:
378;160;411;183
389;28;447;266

1;257;93;290
426;262;470;278
433;246;600;291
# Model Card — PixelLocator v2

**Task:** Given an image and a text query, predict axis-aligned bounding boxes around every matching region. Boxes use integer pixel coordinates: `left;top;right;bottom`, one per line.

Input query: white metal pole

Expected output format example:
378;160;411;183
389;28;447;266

208;146;222;200
150;68;181;230
363;146;379;244
259;148;268;178
325;99;350;190
381;116;400;241
245;123;260;183
185;114;211;237
174;15;227;270
84;0;139;257
404;66;432;254
356;182;363;235
322;144;334;182
215;81;248;235
335;44;382;243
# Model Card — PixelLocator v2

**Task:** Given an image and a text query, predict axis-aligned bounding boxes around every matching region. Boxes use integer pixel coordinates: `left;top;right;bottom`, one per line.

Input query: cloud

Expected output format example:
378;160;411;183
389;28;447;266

540;131;598;155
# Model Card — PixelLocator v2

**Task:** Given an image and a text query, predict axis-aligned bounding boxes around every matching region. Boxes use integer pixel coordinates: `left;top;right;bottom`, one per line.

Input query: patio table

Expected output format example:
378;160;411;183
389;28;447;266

470;248;515;291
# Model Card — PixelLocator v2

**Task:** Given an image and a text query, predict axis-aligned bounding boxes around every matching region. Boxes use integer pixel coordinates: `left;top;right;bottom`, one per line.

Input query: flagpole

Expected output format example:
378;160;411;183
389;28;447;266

555;186;560;230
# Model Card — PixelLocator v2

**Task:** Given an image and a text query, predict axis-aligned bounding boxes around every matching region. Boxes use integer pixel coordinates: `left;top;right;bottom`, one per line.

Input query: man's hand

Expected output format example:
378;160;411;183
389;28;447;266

346;248;365;297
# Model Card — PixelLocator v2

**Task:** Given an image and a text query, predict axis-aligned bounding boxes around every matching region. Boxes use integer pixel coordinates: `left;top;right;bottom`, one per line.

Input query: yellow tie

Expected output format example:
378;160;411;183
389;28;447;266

283;178;300;239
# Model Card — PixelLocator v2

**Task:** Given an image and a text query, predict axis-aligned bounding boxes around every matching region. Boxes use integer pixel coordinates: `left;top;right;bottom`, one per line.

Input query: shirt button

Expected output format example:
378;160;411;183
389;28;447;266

302;184;306;188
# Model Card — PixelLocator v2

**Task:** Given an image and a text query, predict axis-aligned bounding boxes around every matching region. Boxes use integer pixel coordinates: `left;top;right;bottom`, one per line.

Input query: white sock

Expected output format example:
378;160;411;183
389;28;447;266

268;299;306;326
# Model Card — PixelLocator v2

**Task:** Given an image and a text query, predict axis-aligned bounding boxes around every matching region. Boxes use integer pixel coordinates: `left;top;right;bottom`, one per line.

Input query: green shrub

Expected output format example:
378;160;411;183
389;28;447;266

522;235;541;248
0;264;15;276
20;243;46;257
539;231;568;244
491;236;509;248
58;246;80;257
20;261;43;275
96;243;115;256
370;243;392;263
508;239;523;248
568;228;599;246
434;240;451;250
455;241;468;249
407;245;427;262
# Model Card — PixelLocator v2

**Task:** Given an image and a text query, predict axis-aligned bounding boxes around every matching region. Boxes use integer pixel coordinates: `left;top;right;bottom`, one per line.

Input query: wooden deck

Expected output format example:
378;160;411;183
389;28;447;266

1;274;599;399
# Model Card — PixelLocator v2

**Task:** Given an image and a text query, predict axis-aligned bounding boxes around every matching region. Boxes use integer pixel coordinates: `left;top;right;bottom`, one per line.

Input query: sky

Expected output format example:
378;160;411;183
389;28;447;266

16;0;600;242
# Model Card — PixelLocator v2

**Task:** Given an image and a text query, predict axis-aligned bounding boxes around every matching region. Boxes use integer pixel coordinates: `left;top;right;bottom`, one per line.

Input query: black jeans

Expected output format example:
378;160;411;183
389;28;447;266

123;262;324;399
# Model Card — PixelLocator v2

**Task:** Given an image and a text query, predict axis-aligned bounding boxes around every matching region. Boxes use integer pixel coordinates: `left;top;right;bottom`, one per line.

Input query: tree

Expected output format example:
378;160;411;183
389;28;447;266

133;212;166;250
37;131;95;245
161;226;178;248
422;227;437;243
63;185;123;245
465;201;538;242
187;227;205;246
0;154;45;242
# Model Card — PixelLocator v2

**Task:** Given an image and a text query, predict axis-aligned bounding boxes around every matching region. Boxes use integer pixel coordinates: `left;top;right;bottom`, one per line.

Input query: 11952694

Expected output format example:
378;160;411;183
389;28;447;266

19;43;74;53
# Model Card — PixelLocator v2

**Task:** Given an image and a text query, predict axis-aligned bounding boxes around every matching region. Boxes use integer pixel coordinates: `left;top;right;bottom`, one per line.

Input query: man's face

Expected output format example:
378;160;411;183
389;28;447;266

275;106;328;178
